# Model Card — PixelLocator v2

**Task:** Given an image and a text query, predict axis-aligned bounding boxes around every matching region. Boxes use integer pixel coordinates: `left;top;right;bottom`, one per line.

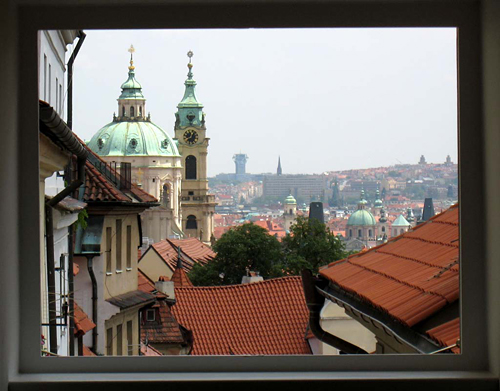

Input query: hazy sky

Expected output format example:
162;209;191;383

71;28;457;177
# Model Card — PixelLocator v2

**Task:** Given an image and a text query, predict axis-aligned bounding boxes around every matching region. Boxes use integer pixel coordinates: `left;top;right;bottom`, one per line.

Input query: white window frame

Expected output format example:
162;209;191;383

3;0;498;390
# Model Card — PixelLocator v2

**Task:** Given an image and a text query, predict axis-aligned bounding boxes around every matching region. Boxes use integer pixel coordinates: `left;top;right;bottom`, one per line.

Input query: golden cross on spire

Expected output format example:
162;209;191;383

128;45;135;70
187;50;194;69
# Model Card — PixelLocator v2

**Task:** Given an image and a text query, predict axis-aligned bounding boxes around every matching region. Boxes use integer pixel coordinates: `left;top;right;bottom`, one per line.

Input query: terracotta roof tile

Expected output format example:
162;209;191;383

138;269;156;293
320;204;459;327
171;277;311;355
171;267;193;287
73;302;96;337
145;238;215;273
427;317;460;354
141;299;186;345
140;344;163;356
82;345;96;356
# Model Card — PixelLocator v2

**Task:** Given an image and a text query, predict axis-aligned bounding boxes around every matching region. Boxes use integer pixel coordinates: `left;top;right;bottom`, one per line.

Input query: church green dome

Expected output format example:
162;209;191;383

87;121;180;157
87;48;179;158
347;209;376;227
284;194;297;205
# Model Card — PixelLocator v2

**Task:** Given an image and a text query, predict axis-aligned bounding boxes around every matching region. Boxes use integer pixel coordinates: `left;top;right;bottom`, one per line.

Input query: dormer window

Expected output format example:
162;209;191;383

161;139;169;149
98;138;104;150
129;138;138;149
146;309;155;322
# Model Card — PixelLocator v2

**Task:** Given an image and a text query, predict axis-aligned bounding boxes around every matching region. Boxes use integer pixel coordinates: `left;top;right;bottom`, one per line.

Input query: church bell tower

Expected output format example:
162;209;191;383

174;51;216;244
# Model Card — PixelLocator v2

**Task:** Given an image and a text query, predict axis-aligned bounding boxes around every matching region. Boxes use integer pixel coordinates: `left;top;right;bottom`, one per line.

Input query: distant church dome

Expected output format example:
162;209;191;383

284;194;297;205
347;189;376;227
87;50;179;158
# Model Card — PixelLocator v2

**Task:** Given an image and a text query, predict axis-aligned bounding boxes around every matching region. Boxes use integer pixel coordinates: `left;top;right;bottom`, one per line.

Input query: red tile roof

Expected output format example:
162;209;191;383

171;277;312;355
138;269;156;293
171;266;193;287
426;317;460;354
144;238;215;273
141;299;186;345
82;345;96;356
140;344;163;356
73;302;96;337
320;204;459;327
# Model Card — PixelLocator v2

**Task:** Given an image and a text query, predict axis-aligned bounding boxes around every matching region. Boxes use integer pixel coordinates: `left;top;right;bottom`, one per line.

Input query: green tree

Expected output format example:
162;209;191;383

189;223;283;286
279;216;347;274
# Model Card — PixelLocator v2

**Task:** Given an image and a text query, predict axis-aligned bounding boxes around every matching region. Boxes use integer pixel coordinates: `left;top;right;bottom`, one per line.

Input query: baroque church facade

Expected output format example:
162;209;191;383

87;48;215;244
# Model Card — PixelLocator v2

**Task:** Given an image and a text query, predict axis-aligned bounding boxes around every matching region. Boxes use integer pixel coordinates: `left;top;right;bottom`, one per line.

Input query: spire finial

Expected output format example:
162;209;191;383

128;45;135;70
187;50;194;77
177;246;182;269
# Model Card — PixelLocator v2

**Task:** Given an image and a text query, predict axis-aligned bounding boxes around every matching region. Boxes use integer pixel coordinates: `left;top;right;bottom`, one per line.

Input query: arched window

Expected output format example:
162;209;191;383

358;229;362;237
139;106;142;116
185;155;197;180
369;229;372;237
130;106;135;117
349;229;352;237
122;106;126;117
382;226;385;232
401;229;404;235
289;208;293;214
162;183;170;207
186;215;197;230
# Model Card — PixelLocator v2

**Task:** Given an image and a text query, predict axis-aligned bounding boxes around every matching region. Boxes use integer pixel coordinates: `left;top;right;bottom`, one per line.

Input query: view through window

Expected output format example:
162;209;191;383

39;28;458;357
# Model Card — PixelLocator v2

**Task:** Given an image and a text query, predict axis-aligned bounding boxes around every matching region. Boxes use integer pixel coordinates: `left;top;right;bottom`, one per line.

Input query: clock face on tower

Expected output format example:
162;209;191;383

183;130;198;145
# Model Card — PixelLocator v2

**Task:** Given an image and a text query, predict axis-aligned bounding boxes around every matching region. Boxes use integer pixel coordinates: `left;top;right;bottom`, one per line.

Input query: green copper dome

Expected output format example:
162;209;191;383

87;49;179;157
347;209;376;227
87;121;180;157
284;194;297;205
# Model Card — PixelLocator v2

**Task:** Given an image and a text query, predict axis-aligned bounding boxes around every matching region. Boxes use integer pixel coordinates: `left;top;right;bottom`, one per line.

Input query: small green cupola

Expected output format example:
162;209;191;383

358;189;368;209
175;51;205;128
374;189;383;208
116;45;146;121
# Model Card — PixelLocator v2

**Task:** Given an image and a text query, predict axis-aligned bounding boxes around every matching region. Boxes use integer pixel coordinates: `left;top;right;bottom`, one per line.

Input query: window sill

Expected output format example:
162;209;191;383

106;272;112;276
116;270;123;274
126;267;132;271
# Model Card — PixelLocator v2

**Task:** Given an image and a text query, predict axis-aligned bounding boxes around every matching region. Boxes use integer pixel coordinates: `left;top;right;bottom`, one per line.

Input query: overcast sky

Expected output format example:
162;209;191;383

71;28;457;177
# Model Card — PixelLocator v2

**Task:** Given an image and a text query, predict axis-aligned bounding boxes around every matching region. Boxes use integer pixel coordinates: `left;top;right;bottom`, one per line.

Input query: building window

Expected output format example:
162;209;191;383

116;324;123;356
127;320;133;356
106;226;112;273
106;327;113;356
358;229;362;237
139;105;142;116
122;106;125;117
349;229;352;237
116;219;122;271
382;226;385;232
185;155;197;180
188;191;194;196
130;106;134;117
146;309;155;321
401;229;404;235
369;229;372;237
126;225;132;269
186;215;197;230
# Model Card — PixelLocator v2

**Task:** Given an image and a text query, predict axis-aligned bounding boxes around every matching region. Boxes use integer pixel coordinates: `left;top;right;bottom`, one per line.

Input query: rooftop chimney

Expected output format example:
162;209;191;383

241;270;264;284
155;279;175;302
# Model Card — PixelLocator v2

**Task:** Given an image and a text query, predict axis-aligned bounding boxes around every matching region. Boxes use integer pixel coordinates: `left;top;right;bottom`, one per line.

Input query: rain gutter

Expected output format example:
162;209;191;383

301;270;368;354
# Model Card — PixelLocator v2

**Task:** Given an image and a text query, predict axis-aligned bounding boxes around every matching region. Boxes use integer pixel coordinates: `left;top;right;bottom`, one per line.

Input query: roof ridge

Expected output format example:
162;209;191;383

344;259;452;303
175;276;302;290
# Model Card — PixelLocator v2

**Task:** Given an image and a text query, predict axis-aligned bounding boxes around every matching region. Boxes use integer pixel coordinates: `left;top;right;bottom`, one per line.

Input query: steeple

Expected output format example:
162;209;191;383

277;156;282;176
358;189;367;210
374;189;383;208
117;45;146;121
176;50;205;128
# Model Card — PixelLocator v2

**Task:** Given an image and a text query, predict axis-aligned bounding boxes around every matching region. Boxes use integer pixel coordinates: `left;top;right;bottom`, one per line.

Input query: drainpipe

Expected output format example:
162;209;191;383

67;30;86;130
301;269;368;354
86;255;98;353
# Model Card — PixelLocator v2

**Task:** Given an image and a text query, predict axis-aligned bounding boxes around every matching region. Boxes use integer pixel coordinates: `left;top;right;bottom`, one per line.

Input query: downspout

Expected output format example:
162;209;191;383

67;30;86;130
86;255;98;353
301;269;368;354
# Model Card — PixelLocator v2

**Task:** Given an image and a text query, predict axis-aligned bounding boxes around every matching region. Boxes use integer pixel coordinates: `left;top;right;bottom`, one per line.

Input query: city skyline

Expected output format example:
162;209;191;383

71;28;458;176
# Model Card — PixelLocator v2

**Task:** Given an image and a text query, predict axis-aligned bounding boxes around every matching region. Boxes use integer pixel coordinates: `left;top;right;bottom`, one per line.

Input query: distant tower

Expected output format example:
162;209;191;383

446;155;452;165
406;206;415;226
277;156;282;176
420;198;435;222
392;214;412;237
309;202;324;224
233;153;248;175
372;189;383;216
283;193;297;231
419;155;427;165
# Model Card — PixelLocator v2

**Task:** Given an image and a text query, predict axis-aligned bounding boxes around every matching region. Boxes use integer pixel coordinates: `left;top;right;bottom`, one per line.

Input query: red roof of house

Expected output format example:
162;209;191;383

171;276;311;355
426;317;460;354
144;238;214;273
73;302;96;337
171;266;193;287
320;204;459;327
140;299;186;345
73;134;157;204
138;269;156;293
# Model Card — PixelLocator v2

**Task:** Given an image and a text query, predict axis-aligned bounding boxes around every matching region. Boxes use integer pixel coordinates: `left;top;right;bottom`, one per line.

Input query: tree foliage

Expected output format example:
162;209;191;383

189;223;283;286
279;216;347;274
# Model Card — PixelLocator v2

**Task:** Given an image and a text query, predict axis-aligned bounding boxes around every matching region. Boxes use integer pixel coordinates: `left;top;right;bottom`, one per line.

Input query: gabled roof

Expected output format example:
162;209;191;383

171;276;311;355
142;238;214;273
138;269;156;293
140;299;186;345
171;265;193;287
320;204;459;328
